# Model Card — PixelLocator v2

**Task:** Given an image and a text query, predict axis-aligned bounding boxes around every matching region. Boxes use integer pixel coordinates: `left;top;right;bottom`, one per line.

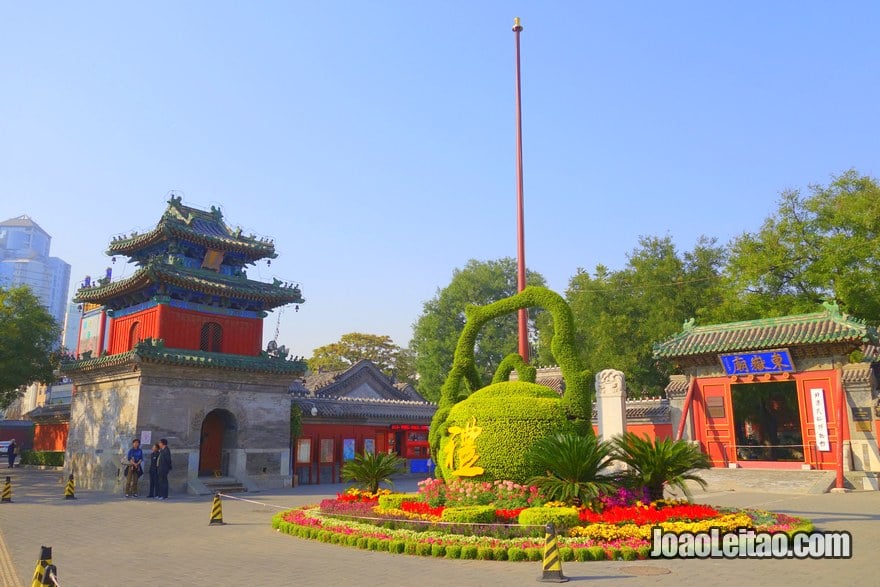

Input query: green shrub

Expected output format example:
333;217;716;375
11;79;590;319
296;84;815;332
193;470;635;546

317;530;330;542
620;546;637;561
608;547;621;560
440;505;498;524
587;546;606;561
492;546;508;561
404;541;417;555
559;547;574;561
431;544;446;557
526;547;543;561
367;538;380;551
415;542;432;556
356;537;368;549
388;540;405;554
377;493;420;510
637;545;650;559
375;540;388;552
445;545;462;559
461;545;478;559
517;507;580;531
341;451;406;493
345;535;359;547
476;547;493;560
575;548;590;562
329;533;340;545
611;433;711;501
19;451;65;467
508;547;527;561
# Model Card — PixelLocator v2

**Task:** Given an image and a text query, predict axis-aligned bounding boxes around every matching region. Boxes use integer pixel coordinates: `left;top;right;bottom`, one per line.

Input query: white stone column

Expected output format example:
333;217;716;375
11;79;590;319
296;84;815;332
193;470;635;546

280;448;291;476
595;369;627;442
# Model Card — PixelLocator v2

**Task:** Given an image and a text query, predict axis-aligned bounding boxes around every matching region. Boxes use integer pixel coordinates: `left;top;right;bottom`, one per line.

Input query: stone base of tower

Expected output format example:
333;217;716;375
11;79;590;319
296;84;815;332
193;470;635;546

65;356;297;494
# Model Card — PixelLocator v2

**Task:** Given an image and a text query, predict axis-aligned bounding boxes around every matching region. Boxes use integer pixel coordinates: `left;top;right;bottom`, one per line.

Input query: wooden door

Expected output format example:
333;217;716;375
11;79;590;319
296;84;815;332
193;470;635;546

199;411;224;475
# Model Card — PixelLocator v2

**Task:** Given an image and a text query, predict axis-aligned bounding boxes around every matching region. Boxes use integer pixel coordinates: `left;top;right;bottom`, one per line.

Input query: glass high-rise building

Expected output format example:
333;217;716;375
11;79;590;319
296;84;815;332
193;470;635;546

0;215;71;338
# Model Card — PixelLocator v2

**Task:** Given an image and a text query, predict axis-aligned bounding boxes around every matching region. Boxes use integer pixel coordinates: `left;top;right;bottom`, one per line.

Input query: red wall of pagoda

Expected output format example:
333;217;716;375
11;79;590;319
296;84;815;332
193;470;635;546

107;305;263;356
590;423;673;441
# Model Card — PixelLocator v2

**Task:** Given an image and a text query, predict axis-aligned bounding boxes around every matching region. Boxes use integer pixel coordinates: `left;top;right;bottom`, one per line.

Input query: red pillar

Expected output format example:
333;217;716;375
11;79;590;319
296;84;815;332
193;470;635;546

513;17;528;362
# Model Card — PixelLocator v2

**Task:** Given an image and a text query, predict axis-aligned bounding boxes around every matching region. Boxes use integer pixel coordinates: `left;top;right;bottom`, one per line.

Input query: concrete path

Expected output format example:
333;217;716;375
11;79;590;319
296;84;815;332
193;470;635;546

0;467;877;587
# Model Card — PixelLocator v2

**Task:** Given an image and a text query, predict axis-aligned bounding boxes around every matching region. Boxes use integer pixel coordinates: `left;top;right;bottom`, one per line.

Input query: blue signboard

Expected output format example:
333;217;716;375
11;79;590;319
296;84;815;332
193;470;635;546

719;349;795;376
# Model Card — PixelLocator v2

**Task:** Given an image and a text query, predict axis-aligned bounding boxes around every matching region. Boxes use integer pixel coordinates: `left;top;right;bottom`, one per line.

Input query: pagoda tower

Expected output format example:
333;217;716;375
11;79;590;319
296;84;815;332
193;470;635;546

63;196;306;494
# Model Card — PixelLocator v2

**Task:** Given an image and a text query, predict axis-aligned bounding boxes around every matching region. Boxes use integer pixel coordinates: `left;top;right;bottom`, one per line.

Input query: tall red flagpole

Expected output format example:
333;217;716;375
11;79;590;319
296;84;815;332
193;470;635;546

513;16;529;362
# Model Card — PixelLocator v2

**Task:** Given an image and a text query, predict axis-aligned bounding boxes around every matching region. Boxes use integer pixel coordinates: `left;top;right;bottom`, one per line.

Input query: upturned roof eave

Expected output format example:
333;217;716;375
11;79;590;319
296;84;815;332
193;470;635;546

107;220;276;260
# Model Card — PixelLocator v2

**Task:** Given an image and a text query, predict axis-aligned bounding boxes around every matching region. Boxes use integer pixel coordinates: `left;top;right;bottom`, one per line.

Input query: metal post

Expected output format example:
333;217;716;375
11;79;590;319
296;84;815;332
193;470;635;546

513;16;529;363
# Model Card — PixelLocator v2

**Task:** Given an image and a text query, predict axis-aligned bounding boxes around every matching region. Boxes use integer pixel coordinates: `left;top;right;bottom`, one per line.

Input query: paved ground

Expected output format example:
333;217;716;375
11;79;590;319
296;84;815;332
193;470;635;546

1;466;878;587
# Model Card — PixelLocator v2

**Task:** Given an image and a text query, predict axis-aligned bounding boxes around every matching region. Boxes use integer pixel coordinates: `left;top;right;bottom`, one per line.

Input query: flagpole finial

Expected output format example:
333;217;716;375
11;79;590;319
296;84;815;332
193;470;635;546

513;17;523;32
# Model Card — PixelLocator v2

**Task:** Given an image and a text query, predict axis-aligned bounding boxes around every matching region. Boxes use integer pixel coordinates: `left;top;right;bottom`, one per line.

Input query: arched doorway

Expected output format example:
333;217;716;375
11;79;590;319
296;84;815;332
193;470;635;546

199;409;237;476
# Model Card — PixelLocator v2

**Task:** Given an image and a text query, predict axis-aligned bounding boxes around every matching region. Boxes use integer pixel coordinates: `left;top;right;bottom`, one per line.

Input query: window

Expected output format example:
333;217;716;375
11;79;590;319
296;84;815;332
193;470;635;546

129;322;141;350
200;322;223;352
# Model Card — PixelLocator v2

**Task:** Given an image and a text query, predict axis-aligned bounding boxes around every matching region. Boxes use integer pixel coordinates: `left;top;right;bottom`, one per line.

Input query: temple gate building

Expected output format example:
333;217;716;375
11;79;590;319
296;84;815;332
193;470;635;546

654;304;880;486
62;196;306;493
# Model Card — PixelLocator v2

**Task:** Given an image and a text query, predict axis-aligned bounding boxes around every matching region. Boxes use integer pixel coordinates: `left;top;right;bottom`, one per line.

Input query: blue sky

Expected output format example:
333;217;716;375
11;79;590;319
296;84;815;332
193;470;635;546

1;2;878;358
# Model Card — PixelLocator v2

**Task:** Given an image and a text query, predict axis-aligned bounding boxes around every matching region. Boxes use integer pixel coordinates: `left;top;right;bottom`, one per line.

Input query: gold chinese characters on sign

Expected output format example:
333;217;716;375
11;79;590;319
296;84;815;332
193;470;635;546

443;417;484;477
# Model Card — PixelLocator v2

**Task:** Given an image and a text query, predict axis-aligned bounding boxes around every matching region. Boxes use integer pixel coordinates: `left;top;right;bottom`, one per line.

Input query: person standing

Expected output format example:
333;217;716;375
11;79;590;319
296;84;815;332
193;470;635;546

6;439;16;468
156;438;172;500
147;443;160;498
124;439;144;497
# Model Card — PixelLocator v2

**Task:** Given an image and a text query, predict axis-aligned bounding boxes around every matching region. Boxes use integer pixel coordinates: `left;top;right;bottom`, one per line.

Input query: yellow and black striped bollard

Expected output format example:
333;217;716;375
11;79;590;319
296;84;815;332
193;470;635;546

538;522;568;583
64;474;76;500
1;476;11;503
210;493;225;525
30;545;52;587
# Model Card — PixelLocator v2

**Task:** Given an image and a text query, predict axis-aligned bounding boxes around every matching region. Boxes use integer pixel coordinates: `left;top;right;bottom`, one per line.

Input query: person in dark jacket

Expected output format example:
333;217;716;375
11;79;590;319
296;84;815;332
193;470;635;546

6;439;16;468
156;438;172;499
147;443;160;498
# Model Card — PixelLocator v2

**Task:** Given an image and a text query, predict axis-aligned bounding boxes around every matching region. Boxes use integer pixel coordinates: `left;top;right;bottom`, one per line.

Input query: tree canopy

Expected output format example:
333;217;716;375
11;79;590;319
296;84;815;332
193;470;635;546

720;169;880;322
410;258;546;402
308;332;415;383
562;235;726;396
0;286;60;409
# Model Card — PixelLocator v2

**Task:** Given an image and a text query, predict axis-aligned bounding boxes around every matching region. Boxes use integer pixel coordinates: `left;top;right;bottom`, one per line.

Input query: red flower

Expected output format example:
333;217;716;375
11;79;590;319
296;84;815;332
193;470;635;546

401;501;445;518
578;504;720;525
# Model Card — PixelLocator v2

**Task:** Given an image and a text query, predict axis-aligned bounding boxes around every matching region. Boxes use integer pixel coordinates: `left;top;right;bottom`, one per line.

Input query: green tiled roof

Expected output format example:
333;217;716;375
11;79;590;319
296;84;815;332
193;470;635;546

107;196;277;261
62;339;307;375
74;260;303;308
653;304;878;359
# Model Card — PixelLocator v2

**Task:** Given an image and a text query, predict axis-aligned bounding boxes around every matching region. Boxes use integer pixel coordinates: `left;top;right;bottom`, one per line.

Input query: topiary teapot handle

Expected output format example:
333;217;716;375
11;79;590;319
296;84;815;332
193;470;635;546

433;285;592;427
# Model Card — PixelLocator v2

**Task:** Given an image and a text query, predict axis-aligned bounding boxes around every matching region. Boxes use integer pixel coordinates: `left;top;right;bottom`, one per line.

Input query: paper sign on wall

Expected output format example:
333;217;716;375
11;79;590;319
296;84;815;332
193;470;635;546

140;431;152;446
810;388;830;452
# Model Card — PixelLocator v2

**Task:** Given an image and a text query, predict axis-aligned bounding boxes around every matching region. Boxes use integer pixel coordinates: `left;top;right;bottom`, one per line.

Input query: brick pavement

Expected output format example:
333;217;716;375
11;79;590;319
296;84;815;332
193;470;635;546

1;467;878;587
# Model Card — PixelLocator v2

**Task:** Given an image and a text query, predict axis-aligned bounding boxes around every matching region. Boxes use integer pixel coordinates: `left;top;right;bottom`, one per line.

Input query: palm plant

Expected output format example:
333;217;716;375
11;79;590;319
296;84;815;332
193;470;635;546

341;451;406;494
526;432;616;505
611;432;710;501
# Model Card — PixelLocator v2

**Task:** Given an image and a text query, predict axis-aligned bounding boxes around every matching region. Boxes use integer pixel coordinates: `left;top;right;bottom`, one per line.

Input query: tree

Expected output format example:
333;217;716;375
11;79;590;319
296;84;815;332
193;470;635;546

0;286;60;409
526;432;616;505
560;236;725;396
718;170;880;323
409;258;546;402
308;332;414;383
340;451;406;494
611;433;710;501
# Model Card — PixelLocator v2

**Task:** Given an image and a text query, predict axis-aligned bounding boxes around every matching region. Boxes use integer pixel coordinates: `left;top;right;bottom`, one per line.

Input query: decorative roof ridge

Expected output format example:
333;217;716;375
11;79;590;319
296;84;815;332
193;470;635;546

291;393;435;407
677;309;863;334
63;340;308;374
107;196;277;259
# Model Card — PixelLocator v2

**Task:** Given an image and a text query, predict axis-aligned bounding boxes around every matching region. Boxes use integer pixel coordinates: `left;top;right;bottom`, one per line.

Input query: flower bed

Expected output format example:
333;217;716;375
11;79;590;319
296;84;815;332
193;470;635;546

273;483;814;561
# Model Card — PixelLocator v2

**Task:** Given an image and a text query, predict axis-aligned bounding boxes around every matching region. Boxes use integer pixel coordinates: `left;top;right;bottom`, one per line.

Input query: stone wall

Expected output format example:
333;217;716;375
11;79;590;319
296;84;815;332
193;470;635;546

66;361;293;494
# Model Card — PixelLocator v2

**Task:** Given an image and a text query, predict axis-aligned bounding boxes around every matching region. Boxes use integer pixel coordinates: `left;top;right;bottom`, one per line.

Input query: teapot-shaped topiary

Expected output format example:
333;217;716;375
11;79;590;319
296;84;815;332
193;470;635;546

428;286;593;483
